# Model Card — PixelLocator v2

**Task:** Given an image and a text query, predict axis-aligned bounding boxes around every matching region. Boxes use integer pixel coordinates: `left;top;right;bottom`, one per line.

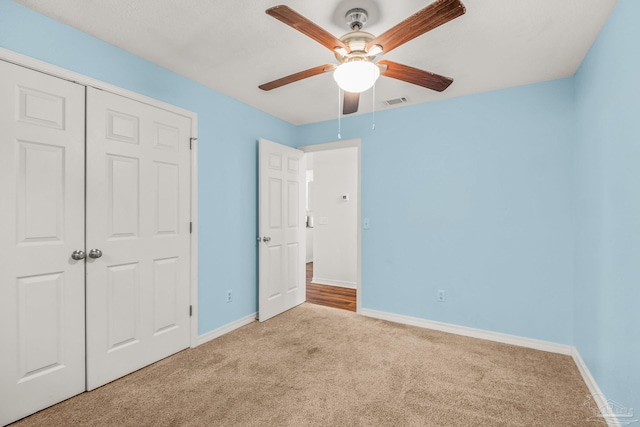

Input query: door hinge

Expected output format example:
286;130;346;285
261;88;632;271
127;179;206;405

189;305;193;317
190;137;198;150
190;222;192;234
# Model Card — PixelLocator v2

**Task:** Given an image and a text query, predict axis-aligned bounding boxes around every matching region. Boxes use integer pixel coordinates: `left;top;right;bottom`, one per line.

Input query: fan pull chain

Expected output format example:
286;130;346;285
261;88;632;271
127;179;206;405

372;83;376;131
337;87;342;139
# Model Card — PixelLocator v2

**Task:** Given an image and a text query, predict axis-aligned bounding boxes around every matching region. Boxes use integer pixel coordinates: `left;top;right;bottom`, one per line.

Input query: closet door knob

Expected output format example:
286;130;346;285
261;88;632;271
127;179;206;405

262;237;271;243
88;248;103;259
71;250;86;260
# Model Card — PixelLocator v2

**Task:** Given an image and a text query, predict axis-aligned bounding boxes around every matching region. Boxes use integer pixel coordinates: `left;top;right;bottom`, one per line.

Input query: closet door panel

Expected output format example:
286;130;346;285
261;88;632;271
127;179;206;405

85;88;191;390
0;60;86;426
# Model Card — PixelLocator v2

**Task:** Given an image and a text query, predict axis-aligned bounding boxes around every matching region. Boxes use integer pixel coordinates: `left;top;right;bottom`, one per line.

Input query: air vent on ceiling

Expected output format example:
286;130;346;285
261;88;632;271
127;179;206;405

384;97;408;106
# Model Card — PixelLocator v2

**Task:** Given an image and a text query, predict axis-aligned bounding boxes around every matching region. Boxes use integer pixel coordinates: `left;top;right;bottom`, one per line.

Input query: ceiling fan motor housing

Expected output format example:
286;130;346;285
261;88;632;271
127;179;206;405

335;31;376;63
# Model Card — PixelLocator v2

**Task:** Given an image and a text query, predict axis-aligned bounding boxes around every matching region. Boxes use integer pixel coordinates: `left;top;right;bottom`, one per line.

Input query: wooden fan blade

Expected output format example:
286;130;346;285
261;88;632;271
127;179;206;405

259;64;335;91
266;5;348;52
378;60;453;92
367;0;465;54
343;91;360;115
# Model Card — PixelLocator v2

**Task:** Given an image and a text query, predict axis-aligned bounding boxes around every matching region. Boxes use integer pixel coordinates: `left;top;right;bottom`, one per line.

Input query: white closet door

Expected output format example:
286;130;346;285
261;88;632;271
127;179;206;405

85;88;191;390
0;60;86;425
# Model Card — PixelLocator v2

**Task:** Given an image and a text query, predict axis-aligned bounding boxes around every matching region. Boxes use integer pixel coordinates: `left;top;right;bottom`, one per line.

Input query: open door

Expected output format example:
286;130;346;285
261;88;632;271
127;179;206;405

258;139;306;322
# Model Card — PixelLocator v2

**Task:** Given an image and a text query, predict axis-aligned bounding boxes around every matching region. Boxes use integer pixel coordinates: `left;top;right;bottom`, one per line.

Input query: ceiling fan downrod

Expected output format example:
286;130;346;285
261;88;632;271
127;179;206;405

345;8;368;31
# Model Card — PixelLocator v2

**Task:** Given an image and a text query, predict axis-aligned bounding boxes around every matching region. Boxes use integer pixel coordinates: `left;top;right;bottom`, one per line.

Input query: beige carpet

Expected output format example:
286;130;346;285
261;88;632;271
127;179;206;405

14;304;596;426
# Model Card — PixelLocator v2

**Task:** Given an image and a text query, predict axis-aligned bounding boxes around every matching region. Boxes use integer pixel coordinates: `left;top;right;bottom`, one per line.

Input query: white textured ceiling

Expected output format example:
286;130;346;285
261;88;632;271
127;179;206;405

15;0;617;125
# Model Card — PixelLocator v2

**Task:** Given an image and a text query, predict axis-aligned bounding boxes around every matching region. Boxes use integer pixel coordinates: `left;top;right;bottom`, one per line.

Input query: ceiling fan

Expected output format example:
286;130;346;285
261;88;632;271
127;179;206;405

259;0;466;115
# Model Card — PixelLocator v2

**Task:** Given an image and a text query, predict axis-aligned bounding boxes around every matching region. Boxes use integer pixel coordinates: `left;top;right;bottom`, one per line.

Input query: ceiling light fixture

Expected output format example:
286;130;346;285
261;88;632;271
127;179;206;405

333;60;380;93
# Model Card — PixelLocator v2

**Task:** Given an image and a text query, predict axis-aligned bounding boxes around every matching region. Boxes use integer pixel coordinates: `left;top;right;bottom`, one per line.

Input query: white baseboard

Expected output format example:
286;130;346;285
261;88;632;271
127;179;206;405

359;308;623;426
311;276;356;289
197;312;257;346
360;308;573;354
571;349;622;427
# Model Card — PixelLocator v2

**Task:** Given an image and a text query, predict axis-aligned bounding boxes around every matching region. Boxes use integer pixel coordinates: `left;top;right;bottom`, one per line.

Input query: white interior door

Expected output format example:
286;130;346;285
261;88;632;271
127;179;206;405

85;88;192;390
258;139;306;322
0;60;86;425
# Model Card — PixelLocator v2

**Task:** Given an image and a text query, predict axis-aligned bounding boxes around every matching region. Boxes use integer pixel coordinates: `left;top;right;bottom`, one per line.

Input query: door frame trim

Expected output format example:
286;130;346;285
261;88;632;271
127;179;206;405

298;139;362;313
0;47;200;348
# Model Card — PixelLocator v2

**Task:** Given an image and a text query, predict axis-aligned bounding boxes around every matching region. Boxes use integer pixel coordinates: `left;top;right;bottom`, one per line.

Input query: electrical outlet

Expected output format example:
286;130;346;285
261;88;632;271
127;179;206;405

438;290;445;302
226;290;232;303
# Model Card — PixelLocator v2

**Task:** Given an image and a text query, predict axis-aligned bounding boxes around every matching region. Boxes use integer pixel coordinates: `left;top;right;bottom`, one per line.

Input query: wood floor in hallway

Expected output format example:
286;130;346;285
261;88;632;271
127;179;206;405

306;262;356;312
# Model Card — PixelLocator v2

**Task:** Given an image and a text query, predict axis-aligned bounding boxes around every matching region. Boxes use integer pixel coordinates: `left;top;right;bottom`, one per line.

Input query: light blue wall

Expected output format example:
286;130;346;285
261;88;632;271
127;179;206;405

0;0;297;334
574;0;640;416
298;79;576;344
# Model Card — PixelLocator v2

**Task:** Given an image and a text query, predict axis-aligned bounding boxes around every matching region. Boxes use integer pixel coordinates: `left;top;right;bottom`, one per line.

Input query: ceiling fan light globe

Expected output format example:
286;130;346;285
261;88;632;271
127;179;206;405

333;61;380;93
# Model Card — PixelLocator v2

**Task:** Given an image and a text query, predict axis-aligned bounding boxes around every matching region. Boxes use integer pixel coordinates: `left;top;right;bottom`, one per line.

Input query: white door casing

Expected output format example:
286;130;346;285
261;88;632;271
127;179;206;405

85;88;192;390
258;139;306;322
0;60;86;425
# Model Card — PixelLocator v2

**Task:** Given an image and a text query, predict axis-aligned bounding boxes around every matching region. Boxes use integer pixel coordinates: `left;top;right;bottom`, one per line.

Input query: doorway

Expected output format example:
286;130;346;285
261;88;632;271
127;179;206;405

300;139;361;313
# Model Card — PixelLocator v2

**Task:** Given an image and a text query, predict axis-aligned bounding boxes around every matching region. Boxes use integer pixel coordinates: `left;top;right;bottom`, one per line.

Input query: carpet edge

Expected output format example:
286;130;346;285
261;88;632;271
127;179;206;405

197;312;257;346
360;308;572;354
